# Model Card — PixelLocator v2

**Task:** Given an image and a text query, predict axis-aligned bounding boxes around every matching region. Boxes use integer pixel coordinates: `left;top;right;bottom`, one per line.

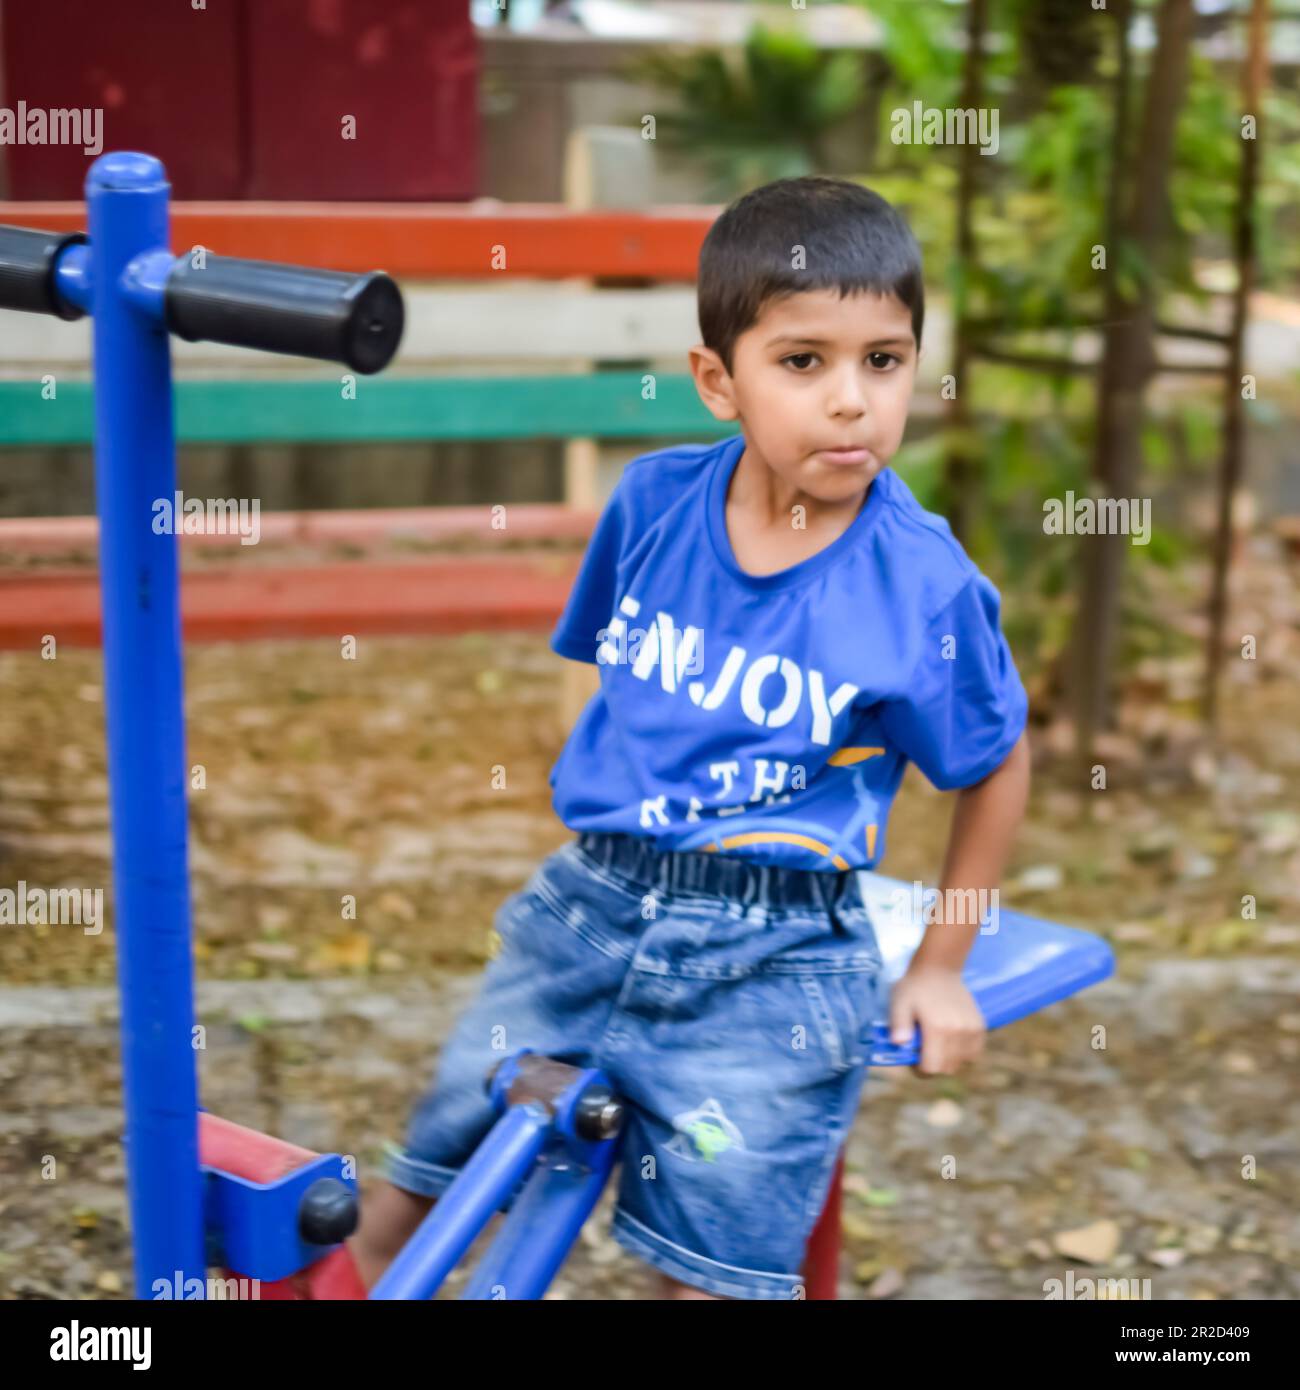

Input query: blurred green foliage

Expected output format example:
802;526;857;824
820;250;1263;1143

626;0;1299;688
624;21;869;197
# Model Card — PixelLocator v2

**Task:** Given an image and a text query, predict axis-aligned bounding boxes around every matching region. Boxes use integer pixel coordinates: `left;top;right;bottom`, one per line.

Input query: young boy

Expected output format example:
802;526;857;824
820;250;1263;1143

350;175;1031;1300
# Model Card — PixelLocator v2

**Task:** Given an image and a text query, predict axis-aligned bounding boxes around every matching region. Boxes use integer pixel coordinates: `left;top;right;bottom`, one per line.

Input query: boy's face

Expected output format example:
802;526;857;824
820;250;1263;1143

690;287;918;504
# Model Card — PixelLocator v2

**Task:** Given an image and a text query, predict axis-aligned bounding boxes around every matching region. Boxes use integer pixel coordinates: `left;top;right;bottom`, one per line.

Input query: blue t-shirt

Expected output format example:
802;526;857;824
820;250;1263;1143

548;431;1028;872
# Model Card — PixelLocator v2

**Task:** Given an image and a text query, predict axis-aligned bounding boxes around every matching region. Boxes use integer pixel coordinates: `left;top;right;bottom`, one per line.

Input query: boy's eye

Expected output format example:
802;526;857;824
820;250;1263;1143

780;351;901;372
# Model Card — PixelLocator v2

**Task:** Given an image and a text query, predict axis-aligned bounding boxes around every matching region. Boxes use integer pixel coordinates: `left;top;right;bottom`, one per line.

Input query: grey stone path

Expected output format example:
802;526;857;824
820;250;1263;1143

2;957;1297;1300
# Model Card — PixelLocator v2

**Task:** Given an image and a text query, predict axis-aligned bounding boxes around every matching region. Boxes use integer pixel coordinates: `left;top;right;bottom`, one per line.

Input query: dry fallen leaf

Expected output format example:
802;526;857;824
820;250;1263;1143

375;890;417;921
1053;1218;1121;1265
246;941;299;964
926;1099;963;1128
317;932;372;970
867;1267;905;1299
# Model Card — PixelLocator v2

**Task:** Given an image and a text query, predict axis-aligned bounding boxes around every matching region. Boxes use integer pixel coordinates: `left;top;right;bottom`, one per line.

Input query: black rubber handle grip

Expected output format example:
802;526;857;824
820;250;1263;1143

0;225;88;320
165;254;404;374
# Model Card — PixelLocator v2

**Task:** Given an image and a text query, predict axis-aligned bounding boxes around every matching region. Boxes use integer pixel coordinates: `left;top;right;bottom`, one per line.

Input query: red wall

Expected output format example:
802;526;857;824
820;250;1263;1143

1;0;479;200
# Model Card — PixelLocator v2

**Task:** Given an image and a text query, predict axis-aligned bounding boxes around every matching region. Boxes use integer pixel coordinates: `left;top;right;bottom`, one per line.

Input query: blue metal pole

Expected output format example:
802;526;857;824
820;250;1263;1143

85;151;206;1298
459;1138;618;1300
369;1106;550;1300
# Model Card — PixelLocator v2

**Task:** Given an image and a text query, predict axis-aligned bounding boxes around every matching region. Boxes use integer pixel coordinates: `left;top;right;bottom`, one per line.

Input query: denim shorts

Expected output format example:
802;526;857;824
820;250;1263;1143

383;830;887;1300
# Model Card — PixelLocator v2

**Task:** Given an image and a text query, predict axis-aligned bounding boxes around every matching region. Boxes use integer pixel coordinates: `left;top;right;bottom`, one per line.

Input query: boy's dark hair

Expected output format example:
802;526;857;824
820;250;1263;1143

697;176;924;376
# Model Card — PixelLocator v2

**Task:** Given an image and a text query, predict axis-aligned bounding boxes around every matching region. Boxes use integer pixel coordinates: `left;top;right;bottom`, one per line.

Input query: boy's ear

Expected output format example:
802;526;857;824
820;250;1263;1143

688;343;739;423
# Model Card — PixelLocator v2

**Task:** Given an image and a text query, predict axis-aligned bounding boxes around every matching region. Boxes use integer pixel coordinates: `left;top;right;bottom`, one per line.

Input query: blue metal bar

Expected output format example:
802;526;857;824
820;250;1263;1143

86;150;206;1298
459;1135;618;1300
51;242;93;315
119;246;176;319
203;1156;357;1282
368;1104;551;1301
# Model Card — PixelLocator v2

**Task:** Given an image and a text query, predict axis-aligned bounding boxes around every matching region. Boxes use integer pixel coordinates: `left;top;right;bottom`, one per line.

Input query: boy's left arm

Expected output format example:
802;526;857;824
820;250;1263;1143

889;729;1031;1075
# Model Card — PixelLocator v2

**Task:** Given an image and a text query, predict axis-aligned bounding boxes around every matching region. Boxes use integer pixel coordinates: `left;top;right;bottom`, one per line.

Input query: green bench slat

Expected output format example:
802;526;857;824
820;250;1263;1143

0;374;730;446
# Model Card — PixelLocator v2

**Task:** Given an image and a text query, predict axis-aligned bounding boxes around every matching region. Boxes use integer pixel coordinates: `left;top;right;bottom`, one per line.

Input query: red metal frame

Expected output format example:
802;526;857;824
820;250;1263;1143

198;1112;368;1300
803;1154;844;1300
197;1112;842;1300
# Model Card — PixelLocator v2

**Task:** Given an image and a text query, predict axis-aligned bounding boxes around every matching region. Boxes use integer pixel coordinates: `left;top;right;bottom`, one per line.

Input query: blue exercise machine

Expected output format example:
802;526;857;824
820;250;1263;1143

0;150;1114;1300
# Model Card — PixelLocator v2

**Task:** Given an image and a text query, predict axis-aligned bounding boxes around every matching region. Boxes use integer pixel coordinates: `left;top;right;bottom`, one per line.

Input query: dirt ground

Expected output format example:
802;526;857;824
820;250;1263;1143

1;533;1298;1300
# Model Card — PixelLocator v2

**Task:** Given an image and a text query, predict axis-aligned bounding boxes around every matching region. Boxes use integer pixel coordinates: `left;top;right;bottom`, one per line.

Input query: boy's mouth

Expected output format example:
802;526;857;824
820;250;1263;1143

815;446;872;466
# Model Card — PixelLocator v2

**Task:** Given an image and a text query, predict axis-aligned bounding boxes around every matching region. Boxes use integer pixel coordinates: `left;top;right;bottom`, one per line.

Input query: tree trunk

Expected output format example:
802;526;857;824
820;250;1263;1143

1204;0;1269;731
1070;0;1195;768
940;0;988;547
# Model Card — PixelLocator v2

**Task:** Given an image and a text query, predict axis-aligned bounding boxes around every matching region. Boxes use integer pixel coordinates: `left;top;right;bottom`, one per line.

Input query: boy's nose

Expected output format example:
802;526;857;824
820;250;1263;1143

826;371;869;418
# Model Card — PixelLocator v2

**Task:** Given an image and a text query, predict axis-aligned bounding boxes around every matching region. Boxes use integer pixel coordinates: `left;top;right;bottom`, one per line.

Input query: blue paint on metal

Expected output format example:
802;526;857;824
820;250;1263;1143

85;150;207;1297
